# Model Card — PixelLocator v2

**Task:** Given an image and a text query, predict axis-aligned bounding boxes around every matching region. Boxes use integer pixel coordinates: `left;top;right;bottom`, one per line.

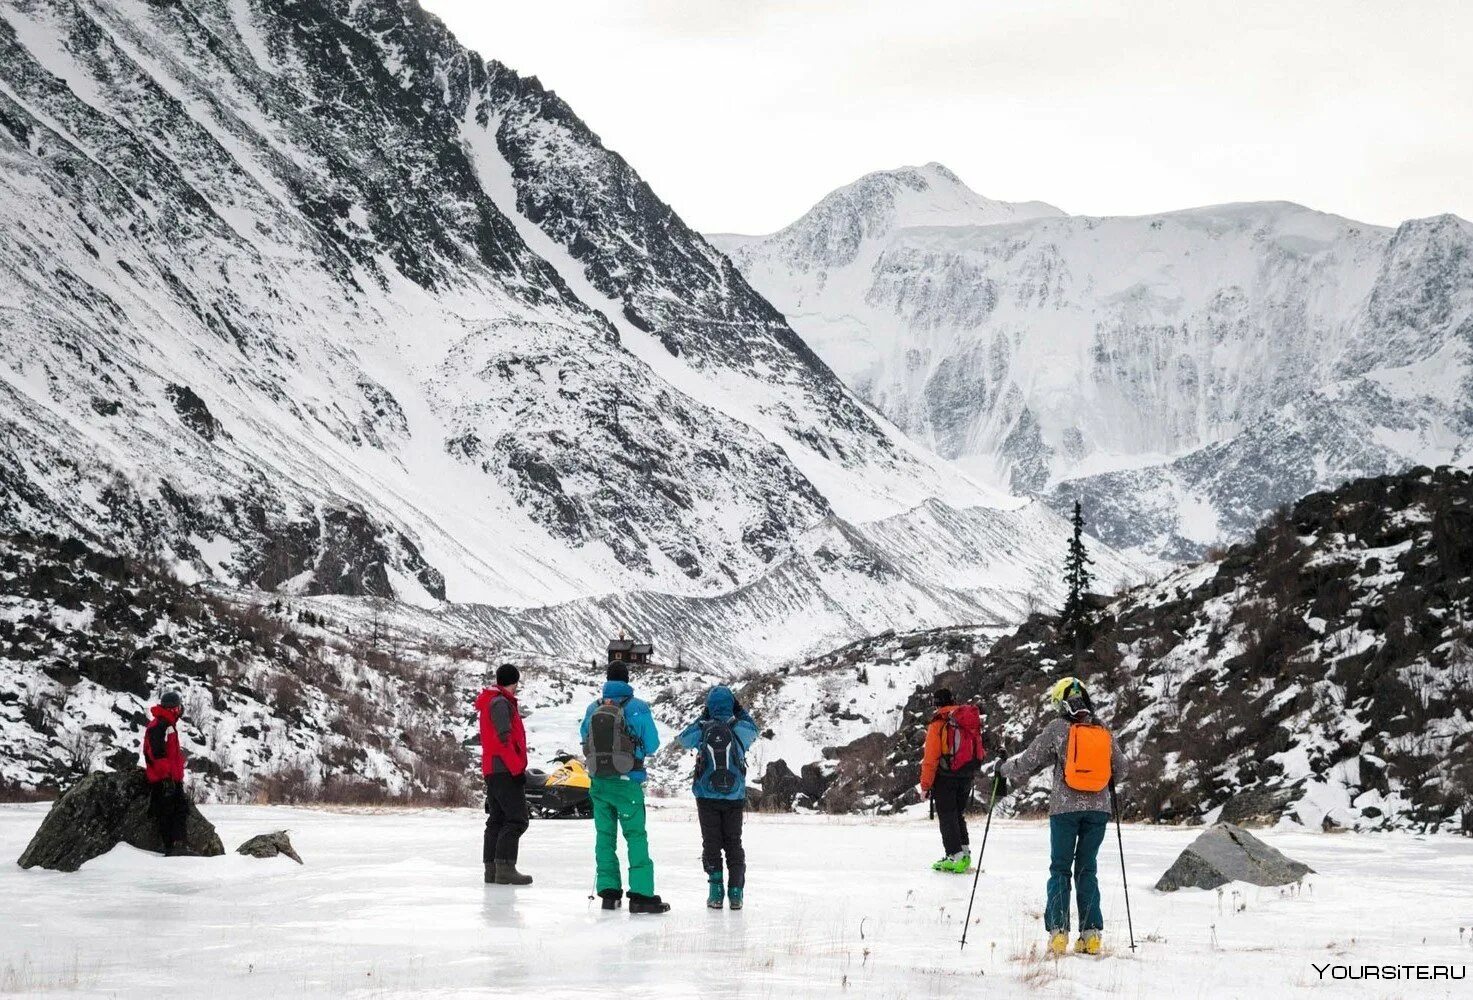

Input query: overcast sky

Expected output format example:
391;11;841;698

423;0;1473;235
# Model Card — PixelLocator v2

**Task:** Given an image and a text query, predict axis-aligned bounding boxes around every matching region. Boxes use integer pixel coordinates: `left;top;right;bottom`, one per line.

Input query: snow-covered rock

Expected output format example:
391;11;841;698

714;167;1473;561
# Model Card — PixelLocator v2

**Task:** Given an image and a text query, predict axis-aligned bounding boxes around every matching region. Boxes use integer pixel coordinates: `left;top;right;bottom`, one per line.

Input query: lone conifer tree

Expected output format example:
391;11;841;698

1061;500;1095;664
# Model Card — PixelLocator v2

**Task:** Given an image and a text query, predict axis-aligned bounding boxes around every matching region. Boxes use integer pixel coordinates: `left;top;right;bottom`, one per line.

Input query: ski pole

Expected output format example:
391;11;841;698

1109;778;1138;953
959;768;1001;950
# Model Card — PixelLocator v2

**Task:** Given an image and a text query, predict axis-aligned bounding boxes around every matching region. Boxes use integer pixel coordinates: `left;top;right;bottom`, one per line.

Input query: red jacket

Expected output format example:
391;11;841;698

142;705;185;784
476;686;527;776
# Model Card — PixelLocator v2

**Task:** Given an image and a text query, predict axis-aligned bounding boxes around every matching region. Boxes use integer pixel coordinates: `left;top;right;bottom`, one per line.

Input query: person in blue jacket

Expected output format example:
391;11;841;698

677;685;759;909
579;661;667;913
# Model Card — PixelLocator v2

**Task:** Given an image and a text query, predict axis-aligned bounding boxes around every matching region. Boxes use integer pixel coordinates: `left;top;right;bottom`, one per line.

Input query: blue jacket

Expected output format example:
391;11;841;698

677;686;759;800
580;681;661;783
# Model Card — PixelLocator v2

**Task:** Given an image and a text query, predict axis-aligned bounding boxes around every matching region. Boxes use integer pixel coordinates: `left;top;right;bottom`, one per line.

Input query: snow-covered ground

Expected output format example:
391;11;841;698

3;804;1470;998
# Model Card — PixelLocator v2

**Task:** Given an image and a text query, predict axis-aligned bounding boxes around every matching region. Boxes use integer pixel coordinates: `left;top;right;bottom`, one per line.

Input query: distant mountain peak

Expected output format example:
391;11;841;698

711;163;1063;272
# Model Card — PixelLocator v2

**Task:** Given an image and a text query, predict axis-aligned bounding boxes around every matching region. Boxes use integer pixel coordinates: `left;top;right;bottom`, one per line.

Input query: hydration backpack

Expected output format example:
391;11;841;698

939;704;984;774
585;700;637;778
1063;722;1112;792
696;717;746;795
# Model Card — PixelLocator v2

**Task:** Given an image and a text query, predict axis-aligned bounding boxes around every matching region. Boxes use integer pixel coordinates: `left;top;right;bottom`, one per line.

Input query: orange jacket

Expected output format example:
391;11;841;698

920;705;961;791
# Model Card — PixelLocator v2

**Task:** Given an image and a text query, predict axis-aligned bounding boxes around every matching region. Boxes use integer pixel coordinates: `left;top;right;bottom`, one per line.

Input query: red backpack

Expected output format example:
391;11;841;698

940;704;985;774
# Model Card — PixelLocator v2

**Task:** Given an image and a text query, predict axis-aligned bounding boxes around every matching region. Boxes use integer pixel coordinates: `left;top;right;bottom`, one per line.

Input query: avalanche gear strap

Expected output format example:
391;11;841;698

1063;722;1112;792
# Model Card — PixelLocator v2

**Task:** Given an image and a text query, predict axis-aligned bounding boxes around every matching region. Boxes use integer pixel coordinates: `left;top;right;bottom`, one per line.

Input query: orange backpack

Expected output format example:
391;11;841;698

1063;723;1112;792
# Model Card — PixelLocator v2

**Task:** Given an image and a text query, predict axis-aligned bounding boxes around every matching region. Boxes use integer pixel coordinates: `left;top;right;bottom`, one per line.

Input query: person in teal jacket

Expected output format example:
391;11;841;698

579;662;666;913
677;685;758;909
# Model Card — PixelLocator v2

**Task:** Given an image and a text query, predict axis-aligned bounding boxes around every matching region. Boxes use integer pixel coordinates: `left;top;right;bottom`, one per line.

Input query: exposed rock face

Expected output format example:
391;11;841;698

237;831;302;864
0;0;988;610
16;767;224;872
1154;823;1313;892
1217;788;1299;827
715;167;1473;563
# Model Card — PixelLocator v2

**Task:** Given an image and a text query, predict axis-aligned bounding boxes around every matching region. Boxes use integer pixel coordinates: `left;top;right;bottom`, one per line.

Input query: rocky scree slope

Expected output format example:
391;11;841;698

0;529;727;800
818;467;1473;832
0;0;994;613
715;167;1473;562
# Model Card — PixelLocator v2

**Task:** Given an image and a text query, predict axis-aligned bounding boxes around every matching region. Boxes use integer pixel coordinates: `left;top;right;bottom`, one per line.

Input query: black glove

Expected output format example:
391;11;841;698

991;773;1009;799
730;697;744;716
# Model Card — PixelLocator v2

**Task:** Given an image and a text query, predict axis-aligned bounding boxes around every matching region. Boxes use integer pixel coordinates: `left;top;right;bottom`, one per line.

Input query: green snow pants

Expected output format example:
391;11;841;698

589;776;654;896
1046;810;1109;933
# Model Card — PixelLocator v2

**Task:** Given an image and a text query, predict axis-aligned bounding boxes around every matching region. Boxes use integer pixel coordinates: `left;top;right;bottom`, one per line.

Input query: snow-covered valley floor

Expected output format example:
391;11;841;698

2;803;1470;998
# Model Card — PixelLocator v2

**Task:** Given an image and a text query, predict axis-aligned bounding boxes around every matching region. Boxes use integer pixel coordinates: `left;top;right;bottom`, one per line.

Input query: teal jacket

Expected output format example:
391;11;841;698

677;686;758;800
580;680;661;783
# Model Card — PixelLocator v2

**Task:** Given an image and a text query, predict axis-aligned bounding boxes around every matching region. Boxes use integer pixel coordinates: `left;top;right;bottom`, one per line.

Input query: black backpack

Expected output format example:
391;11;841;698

585;700;637;778
696;717;746;795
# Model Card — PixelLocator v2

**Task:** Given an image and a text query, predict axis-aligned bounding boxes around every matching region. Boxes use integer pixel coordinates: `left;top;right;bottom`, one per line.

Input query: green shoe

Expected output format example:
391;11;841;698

931;856;951;871
728;886;743;910
707;873;724;909
947;853;972;874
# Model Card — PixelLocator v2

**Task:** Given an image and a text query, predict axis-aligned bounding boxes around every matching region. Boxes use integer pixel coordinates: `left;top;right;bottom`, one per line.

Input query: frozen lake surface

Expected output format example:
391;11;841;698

2;802;1470;998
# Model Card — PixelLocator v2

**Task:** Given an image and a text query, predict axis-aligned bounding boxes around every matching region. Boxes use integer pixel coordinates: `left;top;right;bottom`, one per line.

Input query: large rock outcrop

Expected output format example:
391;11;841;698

16;767;224;872
1154;823;1313;892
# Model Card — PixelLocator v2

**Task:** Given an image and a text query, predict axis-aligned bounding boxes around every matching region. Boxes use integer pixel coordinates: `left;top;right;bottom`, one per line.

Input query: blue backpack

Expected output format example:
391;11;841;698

696;717;746;794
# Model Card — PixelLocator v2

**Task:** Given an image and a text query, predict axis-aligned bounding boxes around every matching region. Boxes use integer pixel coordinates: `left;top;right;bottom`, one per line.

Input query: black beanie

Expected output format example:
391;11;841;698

495;663;520;687
606;660;630;683
933;687;955;707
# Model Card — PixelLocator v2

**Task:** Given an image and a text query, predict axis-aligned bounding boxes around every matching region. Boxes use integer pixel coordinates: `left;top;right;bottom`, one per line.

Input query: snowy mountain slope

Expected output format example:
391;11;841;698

715;168;1473;560
309;496;1139;676
821;466;1473;833
0;0;1004;613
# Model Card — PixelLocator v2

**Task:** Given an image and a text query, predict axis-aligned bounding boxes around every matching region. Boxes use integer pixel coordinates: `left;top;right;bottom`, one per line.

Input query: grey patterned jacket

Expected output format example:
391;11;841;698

1000;716;1126;815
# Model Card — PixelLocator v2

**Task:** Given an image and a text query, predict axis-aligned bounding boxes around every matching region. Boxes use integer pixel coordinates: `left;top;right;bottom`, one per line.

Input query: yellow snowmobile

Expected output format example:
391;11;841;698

525;753;593;818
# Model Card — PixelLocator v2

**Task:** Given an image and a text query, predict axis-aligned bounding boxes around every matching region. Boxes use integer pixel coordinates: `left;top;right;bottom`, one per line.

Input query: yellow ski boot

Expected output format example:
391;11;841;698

1073;931;1102;955
1048;931;1069;956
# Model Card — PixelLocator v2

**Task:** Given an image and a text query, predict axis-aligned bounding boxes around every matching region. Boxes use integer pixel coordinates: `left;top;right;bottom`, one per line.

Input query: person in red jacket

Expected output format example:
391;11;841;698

142;690;189;856
476;664;531;886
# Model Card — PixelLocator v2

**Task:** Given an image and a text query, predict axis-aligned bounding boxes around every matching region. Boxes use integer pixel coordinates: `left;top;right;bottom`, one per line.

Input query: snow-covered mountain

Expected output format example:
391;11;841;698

713;167;1473;560
0;0;1018;616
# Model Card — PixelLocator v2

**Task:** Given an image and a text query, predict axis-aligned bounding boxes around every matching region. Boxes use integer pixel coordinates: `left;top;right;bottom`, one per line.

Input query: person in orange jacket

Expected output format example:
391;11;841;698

919;688;984;873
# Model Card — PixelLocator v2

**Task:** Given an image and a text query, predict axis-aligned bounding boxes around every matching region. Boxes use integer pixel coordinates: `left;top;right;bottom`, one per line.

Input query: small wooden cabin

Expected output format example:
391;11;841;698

607;634;654;664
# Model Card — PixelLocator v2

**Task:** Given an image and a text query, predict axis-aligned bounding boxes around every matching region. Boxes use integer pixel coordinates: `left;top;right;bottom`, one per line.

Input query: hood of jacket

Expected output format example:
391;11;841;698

150;705;181;724
705;685;735;719
601;680;635;701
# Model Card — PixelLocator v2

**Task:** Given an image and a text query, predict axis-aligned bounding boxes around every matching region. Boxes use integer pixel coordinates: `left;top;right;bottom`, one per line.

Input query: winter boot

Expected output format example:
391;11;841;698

598;889;623;911
1048;931;1069;956
946;852;971;874
1074;931;1102;955
494;860;532;886
728;886;744;910
707;873;725;909
628;892;671;915
484;863;496;884
931;855;953;872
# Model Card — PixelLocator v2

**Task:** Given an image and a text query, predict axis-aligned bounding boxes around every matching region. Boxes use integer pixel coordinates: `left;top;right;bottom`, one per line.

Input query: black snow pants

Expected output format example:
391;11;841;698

696;798;746;888
932;772;973;857
484;772;529;865
149;780;188;851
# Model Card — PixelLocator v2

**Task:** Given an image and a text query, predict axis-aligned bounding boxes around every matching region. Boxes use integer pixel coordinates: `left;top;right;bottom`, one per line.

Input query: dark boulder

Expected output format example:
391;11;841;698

16;767;224;872
237;830;302;864
1154;823;1313;892
757;760;801;811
